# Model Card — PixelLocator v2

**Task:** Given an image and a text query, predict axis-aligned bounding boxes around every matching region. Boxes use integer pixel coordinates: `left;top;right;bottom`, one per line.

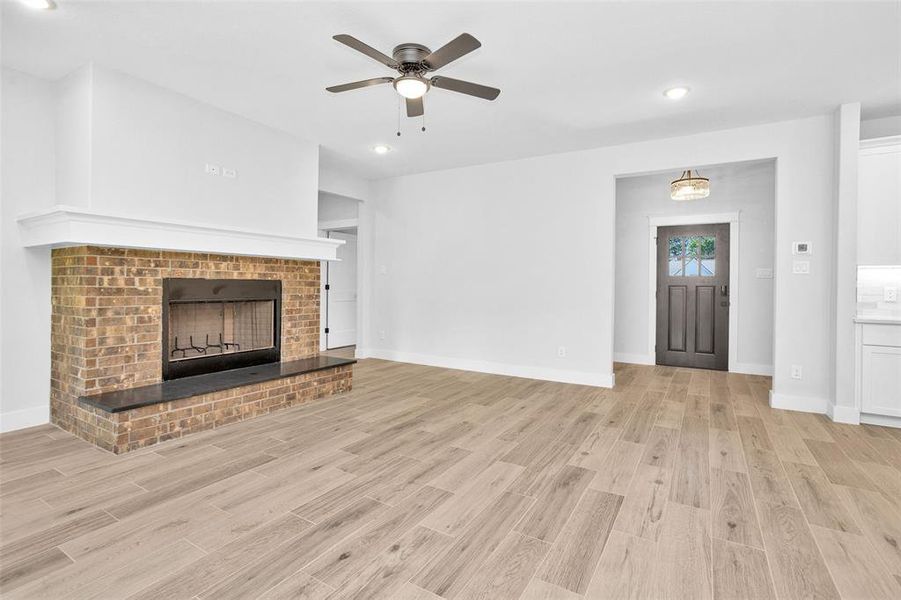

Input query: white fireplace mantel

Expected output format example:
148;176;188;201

17;205;344;261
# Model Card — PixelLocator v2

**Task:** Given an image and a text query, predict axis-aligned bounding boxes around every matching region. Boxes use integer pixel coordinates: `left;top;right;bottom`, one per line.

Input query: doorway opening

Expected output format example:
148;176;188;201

613;159;776;376
323;229;357;352
318;190;363;360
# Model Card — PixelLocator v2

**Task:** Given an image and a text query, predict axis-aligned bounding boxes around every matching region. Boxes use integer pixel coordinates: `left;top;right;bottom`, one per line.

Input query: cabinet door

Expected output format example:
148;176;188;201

858;144;901;265
861;344;901;416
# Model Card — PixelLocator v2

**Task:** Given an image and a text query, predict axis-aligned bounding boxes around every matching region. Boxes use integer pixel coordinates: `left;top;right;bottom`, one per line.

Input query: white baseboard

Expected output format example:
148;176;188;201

731;362;774;376
769;390;828;414
827;403;861;424
0;405;49;433
613;353;773;377
613;352;655;366
860;412;901;429
366;349;614;388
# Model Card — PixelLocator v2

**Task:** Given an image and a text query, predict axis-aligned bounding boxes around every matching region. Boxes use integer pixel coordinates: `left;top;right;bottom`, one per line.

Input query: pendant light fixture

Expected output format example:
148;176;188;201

670;169;710;201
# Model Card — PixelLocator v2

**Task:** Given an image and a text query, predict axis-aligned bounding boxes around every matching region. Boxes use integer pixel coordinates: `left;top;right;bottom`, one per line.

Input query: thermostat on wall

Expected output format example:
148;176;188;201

792;241;812;255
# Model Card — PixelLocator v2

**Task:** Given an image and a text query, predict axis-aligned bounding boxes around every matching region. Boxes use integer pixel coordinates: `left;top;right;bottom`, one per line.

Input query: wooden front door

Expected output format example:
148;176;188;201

656;224;730;370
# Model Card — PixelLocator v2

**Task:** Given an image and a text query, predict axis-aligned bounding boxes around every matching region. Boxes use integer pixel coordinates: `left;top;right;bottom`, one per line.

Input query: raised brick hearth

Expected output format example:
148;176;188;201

50;246;352;453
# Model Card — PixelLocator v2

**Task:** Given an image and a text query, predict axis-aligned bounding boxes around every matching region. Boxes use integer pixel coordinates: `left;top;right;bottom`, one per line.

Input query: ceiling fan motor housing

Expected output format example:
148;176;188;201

393;43;432;72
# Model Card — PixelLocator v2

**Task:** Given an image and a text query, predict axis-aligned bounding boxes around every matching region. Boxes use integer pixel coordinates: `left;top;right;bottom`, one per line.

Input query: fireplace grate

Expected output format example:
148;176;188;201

162;279;281;380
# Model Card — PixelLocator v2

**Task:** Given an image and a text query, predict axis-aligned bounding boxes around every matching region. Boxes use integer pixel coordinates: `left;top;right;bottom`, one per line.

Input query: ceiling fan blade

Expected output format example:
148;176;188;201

430;76;500;100
422;33;481;70
333;34;398;69
326;77;394;93
406;97;424;118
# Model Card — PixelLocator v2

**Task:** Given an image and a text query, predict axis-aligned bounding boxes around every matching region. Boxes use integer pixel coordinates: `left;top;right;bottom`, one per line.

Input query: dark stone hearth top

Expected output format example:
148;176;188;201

78;356;356;414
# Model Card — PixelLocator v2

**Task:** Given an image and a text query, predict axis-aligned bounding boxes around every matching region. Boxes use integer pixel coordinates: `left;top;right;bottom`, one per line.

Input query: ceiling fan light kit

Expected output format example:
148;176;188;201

326;32;500;122
671;170;711;201
393;75;429;99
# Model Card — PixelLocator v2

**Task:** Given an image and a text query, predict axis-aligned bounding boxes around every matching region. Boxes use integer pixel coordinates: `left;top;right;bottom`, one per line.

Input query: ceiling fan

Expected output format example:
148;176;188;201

326;33;500;118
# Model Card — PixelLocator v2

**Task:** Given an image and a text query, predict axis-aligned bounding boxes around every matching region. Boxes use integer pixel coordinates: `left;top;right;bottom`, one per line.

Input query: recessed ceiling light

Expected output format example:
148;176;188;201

19;0;56;10
372;144;391;155
664;86;690;100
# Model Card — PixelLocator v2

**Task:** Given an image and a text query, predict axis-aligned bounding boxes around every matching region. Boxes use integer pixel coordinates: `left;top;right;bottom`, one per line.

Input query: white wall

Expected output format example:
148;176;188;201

370;115;837;408
55;65;92;208
319;160;371;202
87;66;319;237
861;115;901;140
370;153;613;386
0;64;323;431
1;69;56;431
614;160;775;373
318;191;359;223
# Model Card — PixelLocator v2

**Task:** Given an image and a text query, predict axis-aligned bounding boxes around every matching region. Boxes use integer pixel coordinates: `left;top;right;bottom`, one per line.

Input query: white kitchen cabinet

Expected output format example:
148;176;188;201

861;345;901;417
855;319;901;425
858;137;901;265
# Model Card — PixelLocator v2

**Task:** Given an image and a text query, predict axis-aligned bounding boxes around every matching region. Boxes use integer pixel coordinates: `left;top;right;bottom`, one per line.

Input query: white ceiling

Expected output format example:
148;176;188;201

3;1;899;179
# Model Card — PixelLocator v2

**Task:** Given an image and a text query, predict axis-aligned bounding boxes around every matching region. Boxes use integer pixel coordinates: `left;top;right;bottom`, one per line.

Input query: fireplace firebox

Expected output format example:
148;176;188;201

162;278;281;380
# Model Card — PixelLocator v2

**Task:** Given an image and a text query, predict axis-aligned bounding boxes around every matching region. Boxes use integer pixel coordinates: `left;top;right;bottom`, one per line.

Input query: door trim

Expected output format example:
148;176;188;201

647;212;742;373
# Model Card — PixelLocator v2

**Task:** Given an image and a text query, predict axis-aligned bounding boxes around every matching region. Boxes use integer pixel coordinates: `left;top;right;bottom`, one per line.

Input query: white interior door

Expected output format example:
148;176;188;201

326;231;357;349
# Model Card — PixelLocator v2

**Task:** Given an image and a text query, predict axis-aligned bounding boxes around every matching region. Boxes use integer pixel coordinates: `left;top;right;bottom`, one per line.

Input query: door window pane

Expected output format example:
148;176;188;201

685;255;700;276
668;237;684;275
698;236;716;276
667;235;715;277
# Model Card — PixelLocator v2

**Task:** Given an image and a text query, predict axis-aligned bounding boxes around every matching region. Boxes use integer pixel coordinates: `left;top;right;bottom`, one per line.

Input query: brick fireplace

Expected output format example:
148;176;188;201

50;246;353;453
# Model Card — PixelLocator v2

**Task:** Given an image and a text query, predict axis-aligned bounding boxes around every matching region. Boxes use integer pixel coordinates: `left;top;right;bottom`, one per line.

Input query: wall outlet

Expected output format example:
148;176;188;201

885;286;898;302
792;260;810;274
222;167;237;179
557;346;566;358
205;163;220;175
791;364;803;380
378;329;386;340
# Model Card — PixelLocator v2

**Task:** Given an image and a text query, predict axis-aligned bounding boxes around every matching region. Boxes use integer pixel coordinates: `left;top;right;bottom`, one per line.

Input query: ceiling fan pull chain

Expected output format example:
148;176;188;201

396;96;402;137
421;111;426;133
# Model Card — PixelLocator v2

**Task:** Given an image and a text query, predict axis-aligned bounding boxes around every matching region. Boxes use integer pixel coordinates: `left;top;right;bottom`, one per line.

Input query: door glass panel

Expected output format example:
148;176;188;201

684;252;700;275
698;236;716;276
668;237;684;276
669;235;715;277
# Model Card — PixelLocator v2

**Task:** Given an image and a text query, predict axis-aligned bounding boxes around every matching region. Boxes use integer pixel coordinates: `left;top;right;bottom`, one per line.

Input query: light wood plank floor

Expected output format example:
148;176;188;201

2;360;901;599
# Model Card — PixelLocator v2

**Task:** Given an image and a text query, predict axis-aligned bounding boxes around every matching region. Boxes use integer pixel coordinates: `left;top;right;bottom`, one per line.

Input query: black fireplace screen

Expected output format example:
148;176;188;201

162;279;281;380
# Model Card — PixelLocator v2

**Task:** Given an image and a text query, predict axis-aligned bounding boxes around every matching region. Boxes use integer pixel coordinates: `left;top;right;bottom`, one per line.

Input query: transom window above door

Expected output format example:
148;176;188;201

668;236;716;276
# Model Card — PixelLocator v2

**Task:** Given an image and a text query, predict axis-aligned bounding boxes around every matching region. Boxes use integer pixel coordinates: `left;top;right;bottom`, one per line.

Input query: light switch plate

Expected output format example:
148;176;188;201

886;287;898;302
756;268;773;279
792;260;810;274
